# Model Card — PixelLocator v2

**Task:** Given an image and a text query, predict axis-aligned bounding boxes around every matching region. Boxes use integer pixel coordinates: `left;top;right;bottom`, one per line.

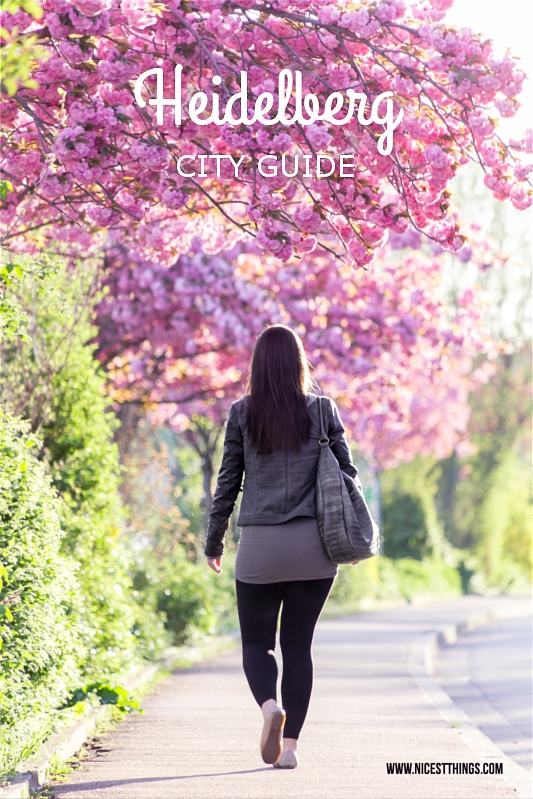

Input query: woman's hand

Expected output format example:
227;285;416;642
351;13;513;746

350;559;361;566
206;557;222;574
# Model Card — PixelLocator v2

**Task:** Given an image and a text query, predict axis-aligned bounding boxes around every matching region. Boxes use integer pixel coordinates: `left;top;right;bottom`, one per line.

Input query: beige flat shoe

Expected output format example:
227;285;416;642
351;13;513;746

260;705;286;764
273;750;299;769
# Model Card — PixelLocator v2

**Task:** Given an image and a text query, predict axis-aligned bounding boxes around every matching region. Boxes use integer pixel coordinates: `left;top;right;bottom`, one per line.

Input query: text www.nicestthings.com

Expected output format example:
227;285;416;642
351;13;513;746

386;762;503;775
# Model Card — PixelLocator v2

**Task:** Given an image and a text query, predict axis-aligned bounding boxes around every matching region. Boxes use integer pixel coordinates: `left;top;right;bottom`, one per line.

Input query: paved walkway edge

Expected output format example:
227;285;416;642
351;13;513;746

0;633;240;799
409;601;532;799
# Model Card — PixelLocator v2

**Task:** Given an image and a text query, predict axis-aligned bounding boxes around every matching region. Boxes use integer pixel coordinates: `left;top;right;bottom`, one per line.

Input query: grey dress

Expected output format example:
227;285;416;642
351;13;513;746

235;515;338;584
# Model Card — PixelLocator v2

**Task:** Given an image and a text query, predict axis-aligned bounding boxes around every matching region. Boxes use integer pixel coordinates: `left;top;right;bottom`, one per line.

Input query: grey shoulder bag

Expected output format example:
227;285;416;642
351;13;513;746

315;397;380;564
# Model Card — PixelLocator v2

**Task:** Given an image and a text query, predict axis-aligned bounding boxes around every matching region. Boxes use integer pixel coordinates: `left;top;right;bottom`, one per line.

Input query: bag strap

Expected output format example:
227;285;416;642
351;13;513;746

318;396;329;444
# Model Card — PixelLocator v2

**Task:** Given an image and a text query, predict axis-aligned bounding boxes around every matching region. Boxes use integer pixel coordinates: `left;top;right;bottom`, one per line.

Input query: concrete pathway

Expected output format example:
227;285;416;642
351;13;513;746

435;615;532;772
50;595;530;799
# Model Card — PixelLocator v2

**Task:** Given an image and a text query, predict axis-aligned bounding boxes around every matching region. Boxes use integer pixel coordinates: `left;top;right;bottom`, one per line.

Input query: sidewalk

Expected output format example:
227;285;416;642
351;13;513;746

49;595;530;799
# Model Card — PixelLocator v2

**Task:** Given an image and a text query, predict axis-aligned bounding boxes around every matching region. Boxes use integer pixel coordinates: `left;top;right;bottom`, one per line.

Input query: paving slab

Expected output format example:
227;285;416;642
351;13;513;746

436;615;532;772
49;595;530;799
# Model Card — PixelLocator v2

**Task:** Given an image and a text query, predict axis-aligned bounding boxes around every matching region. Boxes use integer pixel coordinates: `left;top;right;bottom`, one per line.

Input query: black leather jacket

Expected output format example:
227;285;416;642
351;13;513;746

204;393;360;558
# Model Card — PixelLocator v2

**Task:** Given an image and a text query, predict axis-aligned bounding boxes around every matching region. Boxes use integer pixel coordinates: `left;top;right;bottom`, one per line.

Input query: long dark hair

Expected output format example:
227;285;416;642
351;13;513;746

245;325;313;454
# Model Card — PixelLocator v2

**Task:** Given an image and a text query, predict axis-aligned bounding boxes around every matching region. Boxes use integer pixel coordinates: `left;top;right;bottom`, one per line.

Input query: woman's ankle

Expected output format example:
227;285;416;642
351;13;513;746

283;737;298;752
261;698;278;719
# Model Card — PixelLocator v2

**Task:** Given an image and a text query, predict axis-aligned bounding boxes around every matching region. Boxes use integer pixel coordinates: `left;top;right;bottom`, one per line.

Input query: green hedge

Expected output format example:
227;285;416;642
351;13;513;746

329;554;462;608
40;340;168;677
0;412;81;778
381;456;445;560
0;261;168;777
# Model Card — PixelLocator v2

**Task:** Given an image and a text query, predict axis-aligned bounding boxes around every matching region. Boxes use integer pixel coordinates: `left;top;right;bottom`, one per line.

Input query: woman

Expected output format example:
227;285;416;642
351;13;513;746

205;325;360;769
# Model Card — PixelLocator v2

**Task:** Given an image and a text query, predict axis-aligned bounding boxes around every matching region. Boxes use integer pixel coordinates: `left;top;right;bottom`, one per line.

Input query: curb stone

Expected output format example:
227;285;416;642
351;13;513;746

0;705;115;799
0;632;240;799
409;600;532;799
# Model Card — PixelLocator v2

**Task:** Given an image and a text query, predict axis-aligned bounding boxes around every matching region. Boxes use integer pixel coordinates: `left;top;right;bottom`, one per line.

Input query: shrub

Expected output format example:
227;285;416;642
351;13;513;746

133;548;238;647
381;456;445;560
1;259;168;679
475;449;531;589
0;413;81;778
328;555;462;608
155;554;217;645
120;422;238;644
40;337;169;675
393;558;462;599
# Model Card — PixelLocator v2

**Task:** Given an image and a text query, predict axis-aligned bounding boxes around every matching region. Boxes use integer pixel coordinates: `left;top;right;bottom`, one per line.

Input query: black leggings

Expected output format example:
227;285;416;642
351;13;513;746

235;577;335;739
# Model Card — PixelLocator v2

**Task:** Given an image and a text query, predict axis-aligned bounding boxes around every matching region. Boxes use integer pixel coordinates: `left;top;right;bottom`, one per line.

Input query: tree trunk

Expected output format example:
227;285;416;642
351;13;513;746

200;451;214;523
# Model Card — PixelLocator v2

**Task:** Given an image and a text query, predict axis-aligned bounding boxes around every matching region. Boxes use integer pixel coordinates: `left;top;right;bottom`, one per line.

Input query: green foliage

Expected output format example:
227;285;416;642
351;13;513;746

1;243;27;343
154;555;216;645
329;555;462;608
132;549;237;647
0;180;13;201
44;355;159;674
381;456;445;560
62;682;142;714
473;449;531;590
171;433;209;540
0;412;81;778
0;291;27;343
393;558;462;599
437;351;531;590
32;289;168;675
0;0;43;15
0;0;48;96
0;259;167;777
120;422;237;644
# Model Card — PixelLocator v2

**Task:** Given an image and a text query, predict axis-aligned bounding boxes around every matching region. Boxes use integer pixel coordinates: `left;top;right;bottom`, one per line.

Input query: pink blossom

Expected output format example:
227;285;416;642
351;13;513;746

494;98;517;118
513;163;532;182
121;0;155;29
5;150;42;178
293;204;321;234
425;143;453;169
97;53;136;84
58;40;89;64
1;0;530;266
467;112;494;138
129;142;170;170
296;236;317;254
430;0;454;10
85;204;120;227
56;126;95;160
161;188;188;210
510;185;532;211
71;0;111;14
271;132;292;152
306;125;332;150
47;12;71;37
41;172;73;198
347;238;369;264
340;8;370;33
95;236;495;469
317;5;340;24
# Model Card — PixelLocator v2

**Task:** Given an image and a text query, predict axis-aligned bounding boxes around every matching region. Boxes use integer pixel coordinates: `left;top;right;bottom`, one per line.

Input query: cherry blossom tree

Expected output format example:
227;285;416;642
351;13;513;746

95;231;495;478
1;0;531;267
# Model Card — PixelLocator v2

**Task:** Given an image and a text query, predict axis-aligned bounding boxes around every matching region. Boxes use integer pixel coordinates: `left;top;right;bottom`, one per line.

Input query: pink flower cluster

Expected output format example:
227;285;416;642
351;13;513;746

0;0;531;264
95;232;494;468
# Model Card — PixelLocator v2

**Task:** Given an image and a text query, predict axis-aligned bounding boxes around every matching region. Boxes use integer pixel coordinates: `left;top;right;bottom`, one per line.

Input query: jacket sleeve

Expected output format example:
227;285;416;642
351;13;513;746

326;398;362;488
204;402;245;558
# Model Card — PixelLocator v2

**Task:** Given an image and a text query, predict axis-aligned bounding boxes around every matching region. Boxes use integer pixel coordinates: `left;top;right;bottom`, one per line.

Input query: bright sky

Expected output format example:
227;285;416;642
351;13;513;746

444;0;533;140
